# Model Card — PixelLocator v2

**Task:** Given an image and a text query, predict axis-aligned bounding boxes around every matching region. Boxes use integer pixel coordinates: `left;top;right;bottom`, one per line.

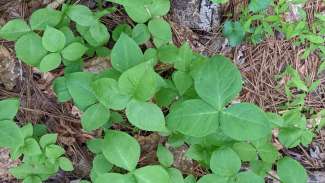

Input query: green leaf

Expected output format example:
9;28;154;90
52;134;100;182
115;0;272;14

20;123;33;139
167;99;219;137
133;165;172;183
29;8;62;30
132;24;151;44
157;144;174;167
250;160;272;177
210;148;241;177
89;22;110;46
39;53;62;72
305;34;324;44
126;100;167;132
111;33;144;72
255;143;279;163
60;26;76;45
86;138;104;154
59;157;74;171
147;0;170;17
92;78;130;110
197;174;228;183
67;5;96;26
40;134;58;148
22;138;42;156
91;154;113;181
167;167;184;183
81;103;110;131
158;44;179;64
42;26;66;52
221;103;271;141
278;127;303;148
124;4;151;23
61;42;88;61
66;72;97;110
118;62;157;101
23;176;42;183
95;173;127;183
53;77;72;102
184;175;196;183
0;120;24;149
112;24;132;41
172;71;193;95
223;21;245;47
45;144;65;159
236;171;264;183
277;157;307;183
148;18;172;46
232;142;257;162
248;0;272;13
15;32;48;66
0;19;31;41
194;55;242;110
0;98;19;120
102;130;140;171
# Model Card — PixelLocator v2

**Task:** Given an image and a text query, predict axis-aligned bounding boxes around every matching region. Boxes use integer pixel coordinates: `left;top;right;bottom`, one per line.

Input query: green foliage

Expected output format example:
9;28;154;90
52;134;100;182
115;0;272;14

0;1;318;183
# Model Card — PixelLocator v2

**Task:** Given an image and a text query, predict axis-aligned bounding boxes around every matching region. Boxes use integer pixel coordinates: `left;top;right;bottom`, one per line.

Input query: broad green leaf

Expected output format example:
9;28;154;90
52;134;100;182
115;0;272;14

61;42;88;61
112;24;132;41
211;0;228;4
124;4;151;23
210;148;241;177
184;175;196;183
86;138;104;154
92;78;130;110
132;24;150;44
232;142;257;161
197;174;228;183
174;43;193;72
65;72;97;110
255;143;279;163
223;21;245;47
249;0;272;13
23;176;42;183
147;0;170;16
22;138;41;156
59;157;74;171
15;32;48;66
158;44;179;64
40;134;57;148
157;144;174;167
0;98;19;120
148;18;172;46
0;19;31;41
39;53;62;72
118;62;157;101
236;171;264;183
95;173;127;183
60;26;76;45
126;100;167;132
89;22;110;46
155;87;178;107
0;120;24;149
305;34;324;44
53;77;72;102
186;144;210;164
91;154;113;181
167;99;219;137
277;157;307;183
250;160;272;177
278;127;303;148
29;8;62;30
81;103;110;131
67;5;96;26
172;71;193;95
133;165;172;183
221;103;271;141
102;130;140;171
144;48;158;64
194;55;242;110
167;168;184;183
20;123;33;139
42;26;66;52
45;144;65;159
111;33;144;72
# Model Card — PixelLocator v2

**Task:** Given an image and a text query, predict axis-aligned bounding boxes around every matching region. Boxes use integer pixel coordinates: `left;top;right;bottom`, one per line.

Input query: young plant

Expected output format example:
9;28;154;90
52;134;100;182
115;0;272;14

0;99;73;183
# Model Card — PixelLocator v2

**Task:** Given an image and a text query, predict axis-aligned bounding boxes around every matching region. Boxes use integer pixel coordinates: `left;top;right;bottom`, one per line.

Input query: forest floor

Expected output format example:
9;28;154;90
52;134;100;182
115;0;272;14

0;0;324;182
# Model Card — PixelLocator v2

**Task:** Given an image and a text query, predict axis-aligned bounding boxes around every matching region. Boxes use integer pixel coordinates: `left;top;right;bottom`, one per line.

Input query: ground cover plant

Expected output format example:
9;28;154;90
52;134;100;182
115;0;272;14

0;0;324;183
